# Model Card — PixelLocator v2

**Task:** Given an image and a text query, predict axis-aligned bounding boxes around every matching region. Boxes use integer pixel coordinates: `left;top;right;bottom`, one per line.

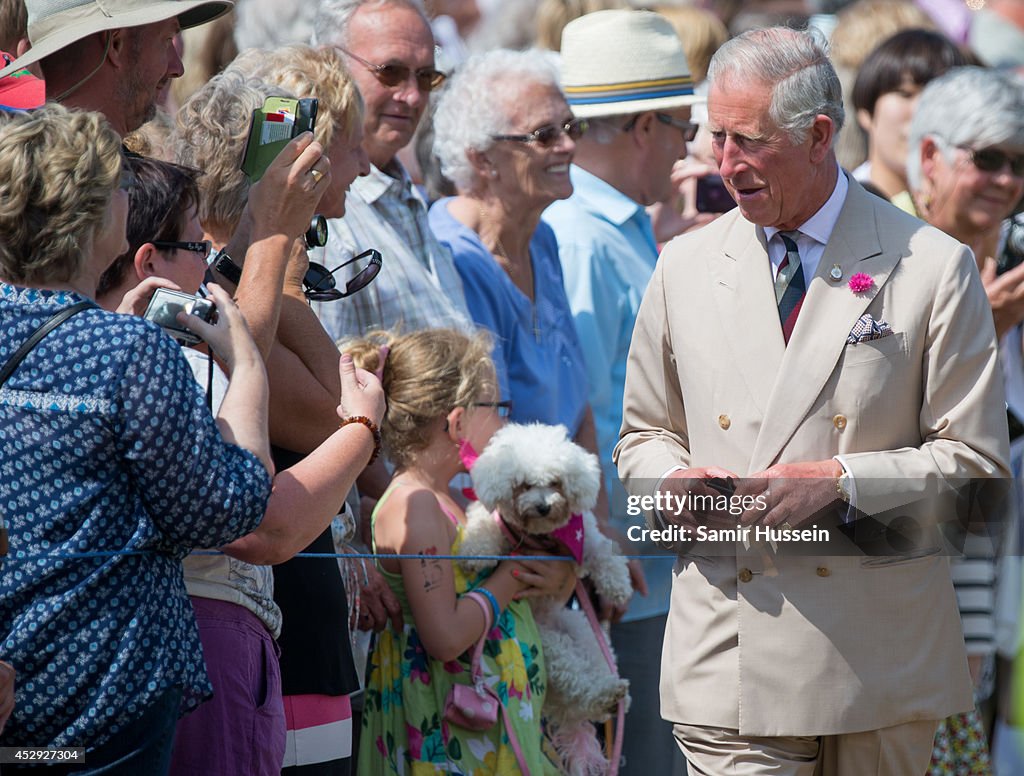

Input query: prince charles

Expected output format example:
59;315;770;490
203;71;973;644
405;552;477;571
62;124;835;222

614;27;1011;775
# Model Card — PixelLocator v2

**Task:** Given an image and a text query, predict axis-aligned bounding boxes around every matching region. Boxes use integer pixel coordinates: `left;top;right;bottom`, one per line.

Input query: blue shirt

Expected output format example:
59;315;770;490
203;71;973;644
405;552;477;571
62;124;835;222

544;165;669;621
0;285;272;748
429;199;588;435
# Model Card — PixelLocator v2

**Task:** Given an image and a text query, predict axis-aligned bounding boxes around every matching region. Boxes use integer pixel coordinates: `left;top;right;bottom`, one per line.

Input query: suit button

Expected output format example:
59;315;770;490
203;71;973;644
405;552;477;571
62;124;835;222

738;568;753;583
718;414;731;430
816;566;831;577
832;414;847;430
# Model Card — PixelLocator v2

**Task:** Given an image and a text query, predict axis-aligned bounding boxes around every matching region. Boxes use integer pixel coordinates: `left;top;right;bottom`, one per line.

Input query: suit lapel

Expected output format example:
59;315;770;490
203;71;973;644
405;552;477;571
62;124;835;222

748;181;903;472
709;216;785;414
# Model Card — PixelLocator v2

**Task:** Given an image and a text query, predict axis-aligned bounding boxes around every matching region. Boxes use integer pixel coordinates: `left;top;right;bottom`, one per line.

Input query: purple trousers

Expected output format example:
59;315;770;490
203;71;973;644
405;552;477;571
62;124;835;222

169;597;286;776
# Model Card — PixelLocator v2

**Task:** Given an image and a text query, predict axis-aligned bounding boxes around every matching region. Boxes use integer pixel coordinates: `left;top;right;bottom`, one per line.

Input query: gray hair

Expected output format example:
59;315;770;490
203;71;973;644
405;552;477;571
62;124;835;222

906;66;1024;192
707;26;845;145
311;0;427;47
433;49;562;192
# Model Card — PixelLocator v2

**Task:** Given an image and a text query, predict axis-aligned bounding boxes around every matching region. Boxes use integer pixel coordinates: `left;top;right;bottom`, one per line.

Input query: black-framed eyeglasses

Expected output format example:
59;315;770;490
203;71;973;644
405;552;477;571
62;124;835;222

492;118;588;148
471;400;513;418
622;112;698;142
959;146;1024;177
151;240;213;255
303;248;382;301
338;47;446;92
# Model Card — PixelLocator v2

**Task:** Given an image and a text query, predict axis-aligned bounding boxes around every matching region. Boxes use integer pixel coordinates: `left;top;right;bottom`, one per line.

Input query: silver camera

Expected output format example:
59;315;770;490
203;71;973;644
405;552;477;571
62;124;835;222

143;288;216;345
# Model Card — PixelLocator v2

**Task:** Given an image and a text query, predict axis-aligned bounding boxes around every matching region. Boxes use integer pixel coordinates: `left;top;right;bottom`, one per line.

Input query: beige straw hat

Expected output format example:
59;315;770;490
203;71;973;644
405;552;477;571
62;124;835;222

0;0;232;79
560;9;704;119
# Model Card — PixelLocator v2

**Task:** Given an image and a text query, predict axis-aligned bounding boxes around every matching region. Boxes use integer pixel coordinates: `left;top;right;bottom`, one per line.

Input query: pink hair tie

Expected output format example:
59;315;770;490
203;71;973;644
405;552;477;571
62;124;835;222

374;345;390;380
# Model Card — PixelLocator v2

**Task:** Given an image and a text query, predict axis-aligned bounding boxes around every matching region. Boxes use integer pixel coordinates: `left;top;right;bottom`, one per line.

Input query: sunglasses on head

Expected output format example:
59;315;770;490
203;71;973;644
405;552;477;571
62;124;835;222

303;248;382;302
338;47;446;92
622;112;698;142
151;240;213;255
491;118;588;148
960;146;1024;177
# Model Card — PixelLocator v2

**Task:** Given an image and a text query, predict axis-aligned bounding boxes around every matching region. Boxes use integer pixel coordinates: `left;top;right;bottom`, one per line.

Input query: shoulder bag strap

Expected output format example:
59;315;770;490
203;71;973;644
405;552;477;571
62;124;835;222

0;301;97;389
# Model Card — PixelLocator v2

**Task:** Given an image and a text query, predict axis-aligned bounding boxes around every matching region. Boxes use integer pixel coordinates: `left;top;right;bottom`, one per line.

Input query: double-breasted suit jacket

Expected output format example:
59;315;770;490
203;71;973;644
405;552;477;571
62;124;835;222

614;178;1011;736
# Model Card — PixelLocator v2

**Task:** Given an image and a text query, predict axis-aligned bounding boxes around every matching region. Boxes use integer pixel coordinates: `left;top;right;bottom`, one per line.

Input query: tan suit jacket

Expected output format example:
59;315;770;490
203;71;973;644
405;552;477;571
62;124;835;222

614;179;1011;736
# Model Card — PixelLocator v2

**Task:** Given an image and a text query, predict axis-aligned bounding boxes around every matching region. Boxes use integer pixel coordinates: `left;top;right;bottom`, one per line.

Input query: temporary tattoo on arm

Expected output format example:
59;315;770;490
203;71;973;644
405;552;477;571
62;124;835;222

419;546;443;593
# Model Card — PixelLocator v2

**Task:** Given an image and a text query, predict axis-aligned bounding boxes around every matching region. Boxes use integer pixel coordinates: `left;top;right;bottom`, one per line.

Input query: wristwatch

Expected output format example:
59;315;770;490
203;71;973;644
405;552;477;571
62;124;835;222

210;248;242;286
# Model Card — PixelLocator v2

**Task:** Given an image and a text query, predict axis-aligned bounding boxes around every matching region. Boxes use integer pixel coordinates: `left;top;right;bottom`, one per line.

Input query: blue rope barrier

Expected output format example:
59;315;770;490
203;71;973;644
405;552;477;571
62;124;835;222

1;549;677;563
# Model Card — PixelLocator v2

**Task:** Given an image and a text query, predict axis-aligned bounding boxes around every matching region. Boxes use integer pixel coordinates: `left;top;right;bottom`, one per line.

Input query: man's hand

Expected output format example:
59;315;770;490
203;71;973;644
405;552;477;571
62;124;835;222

659;466;742;530
647;158;720;243
357;564;403;633
981;256;1024;339
735;459;843;527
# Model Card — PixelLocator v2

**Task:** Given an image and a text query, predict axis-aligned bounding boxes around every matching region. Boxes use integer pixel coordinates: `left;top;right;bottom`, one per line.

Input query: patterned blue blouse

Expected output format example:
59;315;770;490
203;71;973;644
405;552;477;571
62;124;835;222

0;284;272;749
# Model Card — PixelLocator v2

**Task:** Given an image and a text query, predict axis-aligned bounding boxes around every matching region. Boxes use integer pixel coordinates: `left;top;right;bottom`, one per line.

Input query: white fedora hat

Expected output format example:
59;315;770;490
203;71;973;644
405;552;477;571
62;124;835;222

560;9;703;119
0;0;233;79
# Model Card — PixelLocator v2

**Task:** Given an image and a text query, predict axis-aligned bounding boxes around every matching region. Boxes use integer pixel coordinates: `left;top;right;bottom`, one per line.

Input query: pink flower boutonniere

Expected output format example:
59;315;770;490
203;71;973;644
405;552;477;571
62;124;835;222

848;273;874;294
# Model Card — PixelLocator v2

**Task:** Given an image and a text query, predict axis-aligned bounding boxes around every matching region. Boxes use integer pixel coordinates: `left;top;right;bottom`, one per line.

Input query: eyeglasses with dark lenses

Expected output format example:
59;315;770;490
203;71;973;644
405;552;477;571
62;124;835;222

339;47;446;92
151;240;213;255
471;400;513;418
961;146;1024;177
491;118;588;148
303;248;383;302
622;112;698;142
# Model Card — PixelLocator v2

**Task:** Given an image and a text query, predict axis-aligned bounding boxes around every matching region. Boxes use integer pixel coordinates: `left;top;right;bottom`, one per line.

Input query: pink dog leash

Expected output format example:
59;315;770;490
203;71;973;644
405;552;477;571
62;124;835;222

575;580;625;776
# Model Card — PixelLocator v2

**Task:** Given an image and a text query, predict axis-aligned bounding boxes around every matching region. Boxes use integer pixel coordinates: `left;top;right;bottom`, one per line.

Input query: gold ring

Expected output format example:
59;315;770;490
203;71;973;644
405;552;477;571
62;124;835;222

309;168;324;184
779;521;793;532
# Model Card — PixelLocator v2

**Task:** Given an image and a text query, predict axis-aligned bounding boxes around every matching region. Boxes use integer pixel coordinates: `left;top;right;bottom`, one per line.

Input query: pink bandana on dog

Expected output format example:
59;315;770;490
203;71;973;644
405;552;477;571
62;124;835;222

493;510;585;565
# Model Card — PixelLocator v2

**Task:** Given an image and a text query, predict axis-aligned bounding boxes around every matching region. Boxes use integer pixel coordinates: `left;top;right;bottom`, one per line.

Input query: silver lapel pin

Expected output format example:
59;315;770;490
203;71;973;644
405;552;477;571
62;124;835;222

829;264;843;281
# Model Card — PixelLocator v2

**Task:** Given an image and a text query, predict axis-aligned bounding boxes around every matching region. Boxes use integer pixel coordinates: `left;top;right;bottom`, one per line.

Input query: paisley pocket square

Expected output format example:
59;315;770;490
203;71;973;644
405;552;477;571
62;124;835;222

847;313;894;344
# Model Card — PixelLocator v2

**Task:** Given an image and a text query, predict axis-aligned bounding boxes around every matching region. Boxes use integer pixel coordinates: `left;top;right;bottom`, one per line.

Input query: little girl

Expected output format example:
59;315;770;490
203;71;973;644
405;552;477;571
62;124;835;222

350;329;571;775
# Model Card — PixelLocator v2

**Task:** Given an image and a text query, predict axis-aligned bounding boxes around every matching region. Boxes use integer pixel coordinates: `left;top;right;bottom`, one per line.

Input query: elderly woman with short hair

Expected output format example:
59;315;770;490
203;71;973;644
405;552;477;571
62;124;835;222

429;49;597;466
0;104;272;772
906;66;1024;774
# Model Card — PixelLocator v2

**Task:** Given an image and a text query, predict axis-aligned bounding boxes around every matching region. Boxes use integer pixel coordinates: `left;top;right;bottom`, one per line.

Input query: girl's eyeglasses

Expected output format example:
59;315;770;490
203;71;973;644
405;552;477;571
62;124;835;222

492;119;588;148
471;400;513;418
151;240;213;255
303;248;383;302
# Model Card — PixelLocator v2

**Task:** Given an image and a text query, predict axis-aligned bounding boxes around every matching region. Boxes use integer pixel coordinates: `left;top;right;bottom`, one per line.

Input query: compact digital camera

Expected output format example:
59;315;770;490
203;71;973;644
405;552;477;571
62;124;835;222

143;288;216;345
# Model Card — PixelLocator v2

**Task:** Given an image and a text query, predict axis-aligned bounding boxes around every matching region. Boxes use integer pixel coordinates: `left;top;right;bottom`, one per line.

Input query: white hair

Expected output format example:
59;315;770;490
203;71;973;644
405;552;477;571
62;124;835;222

906;66;1024;192
432;48;561;192
310;0;427;46
708;25;845;145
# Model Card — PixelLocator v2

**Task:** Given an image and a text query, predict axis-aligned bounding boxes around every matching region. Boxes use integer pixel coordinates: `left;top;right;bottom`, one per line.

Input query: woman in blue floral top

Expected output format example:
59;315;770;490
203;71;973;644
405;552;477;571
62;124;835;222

0;105;274;772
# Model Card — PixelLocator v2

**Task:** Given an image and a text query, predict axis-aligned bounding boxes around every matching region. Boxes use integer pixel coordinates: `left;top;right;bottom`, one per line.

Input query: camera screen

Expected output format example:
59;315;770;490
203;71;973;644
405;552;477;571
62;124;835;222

143;289;214;344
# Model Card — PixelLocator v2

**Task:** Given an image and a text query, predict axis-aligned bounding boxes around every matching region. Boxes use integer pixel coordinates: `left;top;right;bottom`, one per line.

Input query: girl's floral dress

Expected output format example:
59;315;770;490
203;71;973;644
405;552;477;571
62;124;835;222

359;491;561;775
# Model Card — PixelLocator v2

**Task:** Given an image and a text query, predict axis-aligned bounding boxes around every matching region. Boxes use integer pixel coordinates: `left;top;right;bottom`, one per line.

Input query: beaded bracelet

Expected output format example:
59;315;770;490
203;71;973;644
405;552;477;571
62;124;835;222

476;587;501;626
339;415;382;466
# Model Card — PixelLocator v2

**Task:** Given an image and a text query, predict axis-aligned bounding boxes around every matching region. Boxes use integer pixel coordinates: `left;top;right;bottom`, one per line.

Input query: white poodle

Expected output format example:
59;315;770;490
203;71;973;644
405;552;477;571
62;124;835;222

458;423;632;774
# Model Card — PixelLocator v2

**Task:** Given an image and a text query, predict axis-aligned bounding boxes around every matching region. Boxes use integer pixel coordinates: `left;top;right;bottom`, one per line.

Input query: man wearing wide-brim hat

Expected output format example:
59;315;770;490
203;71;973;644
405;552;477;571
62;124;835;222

542;9;702;775
0;0;232;135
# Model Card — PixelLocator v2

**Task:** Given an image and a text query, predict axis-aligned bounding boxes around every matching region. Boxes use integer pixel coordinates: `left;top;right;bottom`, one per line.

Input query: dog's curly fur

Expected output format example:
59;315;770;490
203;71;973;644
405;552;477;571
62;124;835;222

458;423;632;774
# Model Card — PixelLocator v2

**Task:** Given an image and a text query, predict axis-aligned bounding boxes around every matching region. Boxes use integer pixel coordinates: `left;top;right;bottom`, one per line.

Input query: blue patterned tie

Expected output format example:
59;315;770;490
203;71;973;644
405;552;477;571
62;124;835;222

776;231;806;344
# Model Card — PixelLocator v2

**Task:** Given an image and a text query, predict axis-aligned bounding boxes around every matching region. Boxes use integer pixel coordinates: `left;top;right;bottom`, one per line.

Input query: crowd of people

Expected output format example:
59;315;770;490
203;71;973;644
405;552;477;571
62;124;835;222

0;0;1023;774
